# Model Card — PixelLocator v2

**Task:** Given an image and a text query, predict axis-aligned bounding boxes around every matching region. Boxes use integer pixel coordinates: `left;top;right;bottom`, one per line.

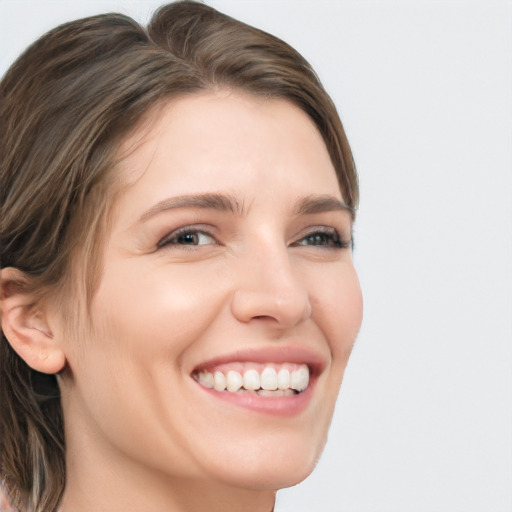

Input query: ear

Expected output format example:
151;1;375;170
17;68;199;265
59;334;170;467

1;267;66;374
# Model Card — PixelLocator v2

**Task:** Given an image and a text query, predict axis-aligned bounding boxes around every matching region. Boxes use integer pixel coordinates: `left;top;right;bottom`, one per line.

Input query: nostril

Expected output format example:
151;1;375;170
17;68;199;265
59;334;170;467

230;288;312;328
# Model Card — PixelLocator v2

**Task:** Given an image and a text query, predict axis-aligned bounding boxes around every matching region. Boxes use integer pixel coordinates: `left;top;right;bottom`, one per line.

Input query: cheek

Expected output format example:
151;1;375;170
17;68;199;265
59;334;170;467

310;262;363;359
93;259;231;358
65;261;234;465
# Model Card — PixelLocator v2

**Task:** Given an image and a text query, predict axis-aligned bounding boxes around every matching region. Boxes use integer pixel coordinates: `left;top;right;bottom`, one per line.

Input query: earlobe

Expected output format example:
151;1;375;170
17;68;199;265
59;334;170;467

1;267;66;374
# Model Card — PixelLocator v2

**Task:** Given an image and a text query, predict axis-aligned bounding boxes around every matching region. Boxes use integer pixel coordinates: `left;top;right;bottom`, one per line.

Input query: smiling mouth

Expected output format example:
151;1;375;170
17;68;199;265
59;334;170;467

192;362;310;396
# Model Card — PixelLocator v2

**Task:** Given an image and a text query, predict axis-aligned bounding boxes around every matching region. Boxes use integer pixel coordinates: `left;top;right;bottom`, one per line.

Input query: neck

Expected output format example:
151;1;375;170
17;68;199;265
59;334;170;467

60;437;276;512
61;480;275;512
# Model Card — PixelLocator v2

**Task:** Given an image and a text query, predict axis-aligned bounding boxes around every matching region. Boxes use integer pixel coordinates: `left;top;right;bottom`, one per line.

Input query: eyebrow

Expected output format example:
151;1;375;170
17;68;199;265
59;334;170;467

294;195;354;218
139;193;244;221
139;192;353;222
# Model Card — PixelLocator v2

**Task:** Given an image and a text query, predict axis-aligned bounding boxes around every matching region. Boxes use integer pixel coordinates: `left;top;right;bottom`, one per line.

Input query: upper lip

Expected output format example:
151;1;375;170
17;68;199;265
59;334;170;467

191;345;328;377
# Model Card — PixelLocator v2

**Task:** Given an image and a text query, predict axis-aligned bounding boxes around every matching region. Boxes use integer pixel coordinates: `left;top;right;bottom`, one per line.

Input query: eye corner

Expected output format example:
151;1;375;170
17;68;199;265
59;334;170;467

157;225;218;250
292;226;352;250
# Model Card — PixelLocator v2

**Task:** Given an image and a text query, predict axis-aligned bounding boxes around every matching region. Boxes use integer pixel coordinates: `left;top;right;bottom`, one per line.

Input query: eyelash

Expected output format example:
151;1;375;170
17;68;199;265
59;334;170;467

157;226;351;250
157;226;216;249
292;227;352;250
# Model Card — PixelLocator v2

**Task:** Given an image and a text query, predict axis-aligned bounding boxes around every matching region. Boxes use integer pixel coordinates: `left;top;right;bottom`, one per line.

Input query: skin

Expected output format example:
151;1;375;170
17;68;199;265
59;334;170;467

4;91;363;512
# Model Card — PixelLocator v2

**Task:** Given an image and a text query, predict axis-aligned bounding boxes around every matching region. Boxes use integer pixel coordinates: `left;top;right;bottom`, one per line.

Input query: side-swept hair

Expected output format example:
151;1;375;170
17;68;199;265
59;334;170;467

0;2;358;510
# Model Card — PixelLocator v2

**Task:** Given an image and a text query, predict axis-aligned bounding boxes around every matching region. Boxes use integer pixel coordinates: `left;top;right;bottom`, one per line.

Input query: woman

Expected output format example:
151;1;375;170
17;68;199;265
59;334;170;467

0;1;363;511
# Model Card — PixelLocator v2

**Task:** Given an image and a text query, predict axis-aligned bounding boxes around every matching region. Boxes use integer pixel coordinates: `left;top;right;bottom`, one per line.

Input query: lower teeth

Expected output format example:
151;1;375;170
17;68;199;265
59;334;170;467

258;389;295;397
232;388;297;397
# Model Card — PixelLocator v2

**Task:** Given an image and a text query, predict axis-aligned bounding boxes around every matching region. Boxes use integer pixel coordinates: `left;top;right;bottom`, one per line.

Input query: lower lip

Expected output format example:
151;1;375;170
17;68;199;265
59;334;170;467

194;381;316;417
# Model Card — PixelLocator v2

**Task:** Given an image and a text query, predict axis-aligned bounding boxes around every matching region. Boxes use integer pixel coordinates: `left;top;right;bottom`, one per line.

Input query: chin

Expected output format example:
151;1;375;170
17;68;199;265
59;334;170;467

213;460;319;492
198;428;328;491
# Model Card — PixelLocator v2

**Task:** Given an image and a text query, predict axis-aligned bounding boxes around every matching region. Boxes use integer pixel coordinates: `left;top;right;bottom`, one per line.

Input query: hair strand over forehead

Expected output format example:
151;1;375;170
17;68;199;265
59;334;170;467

0;2;358;509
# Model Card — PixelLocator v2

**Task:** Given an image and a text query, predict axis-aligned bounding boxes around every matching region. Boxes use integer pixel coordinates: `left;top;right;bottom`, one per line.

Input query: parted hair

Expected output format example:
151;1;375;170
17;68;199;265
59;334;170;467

0;1;358;510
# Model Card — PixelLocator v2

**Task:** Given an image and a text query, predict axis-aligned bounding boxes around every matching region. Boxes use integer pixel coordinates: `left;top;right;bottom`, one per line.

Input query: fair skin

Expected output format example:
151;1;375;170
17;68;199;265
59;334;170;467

1;91;362;512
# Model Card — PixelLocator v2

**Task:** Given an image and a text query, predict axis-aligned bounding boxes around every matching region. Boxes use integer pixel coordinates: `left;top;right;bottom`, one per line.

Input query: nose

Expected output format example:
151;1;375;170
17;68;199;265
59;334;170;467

230;246;312;330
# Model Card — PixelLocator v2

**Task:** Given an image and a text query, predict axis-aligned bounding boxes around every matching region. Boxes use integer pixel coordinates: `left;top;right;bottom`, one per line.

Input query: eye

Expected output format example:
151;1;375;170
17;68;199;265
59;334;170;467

157;227;216;249
293;227;351;249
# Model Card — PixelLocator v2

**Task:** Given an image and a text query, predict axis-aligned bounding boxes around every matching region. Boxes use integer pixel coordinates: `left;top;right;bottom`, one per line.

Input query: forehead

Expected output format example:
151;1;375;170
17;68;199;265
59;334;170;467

113;91;342;218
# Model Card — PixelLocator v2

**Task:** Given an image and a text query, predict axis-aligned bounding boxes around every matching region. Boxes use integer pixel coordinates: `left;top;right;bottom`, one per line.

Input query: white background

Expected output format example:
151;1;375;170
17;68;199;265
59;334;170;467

1;1;511;511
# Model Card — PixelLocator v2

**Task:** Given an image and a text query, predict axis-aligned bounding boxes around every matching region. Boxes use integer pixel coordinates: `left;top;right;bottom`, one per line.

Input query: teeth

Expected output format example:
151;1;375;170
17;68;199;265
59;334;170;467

277;368;290;390
258;389;283;397
196;363;310;395
260;367;278;390
213;371;227;391
290;365;309;392
243;369;260;390
258;388;296;397
198;372;214;389
226;370;243;392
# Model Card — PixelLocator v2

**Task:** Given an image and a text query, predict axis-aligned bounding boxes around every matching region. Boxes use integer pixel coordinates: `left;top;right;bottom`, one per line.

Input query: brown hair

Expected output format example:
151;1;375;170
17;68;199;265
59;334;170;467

0;1;358;510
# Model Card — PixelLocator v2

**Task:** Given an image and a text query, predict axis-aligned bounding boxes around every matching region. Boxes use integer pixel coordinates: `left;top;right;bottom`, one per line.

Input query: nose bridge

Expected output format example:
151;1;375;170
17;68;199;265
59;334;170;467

230;238;312;328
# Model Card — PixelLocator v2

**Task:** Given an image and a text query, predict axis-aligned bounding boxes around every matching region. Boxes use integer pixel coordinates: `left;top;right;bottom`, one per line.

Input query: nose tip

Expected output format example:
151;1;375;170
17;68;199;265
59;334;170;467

230;265;313;329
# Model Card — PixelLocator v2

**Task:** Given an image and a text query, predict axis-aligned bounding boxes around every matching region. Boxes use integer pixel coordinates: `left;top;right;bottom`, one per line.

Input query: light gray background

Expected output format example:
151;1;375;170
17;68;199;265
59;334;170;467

1;1;511;511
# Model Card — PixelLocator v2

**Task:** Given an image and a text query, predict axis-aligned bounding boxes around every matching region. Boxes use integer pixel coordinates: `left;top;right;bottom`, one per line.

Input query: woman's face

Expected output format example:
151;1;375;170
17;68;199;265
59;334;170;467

60;92;363;492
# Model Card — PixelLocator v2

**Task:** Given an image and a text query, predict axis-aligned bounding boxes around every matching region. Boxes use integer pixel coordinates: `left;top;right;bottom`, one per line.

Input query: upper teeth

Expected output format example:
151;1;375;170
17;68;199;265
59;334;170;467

195;364;310;394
